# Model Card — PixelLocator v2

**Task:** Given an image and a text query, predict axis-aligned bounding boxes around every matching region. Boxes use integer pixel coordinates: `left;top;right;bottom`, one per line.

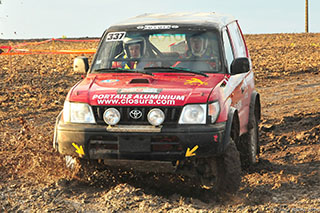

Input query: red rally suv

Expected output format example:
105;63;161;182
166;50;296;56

53;12;261;193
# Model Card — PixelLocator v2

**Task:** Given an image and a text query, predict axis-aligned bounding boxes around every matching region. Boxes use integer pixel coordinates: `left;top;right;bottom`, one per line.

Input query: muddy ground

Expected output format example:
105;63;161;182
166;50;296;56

0;34;319;212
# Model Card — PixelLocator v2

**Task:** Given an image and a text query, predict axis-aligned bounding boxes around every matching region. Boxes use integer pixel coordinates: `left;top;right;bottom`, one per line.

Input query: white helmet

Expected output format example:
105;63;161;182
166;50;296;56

123;37;146;58
188;34;208;57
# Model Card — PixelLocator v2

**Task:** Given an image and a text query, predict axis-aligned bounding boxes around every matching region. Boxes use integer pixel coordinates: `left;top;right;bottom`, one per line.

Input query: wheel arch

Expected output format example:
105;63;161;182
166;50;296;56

248;91;261;129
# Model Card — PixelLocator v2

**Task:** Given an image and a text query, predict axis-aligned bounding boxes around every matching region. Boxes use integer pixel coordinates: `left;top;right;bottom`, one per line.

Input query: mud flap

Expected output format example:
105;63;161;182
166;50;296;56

53;110;63;151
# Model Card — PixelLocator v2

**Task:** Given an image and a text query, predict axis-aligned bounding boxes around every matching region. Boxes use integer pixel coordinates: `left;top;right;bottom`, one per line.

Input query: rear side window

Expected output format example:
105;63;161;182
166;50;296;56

227;22;247;58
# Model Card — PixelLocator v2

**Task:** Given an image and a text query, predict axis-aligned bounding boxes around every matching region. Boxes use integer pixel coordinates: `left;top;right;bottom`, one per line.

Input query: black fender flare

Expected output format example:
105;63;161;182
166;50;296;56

248;91;261;129
220;107;239;153
53;110;63;151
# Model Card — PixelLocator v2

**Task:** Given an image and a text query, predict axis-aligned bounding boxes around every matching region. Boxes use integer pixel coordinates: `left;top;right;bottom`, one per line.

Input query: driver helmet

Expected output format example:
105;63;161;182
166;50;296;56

123;37;146;59
187;34;208;57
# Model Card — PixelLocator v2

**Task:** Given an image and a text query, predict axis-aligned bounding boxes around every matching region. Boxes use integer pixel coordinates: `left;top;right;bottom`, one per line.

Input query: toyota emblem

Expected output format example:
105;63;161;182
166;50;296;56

129;109;143;120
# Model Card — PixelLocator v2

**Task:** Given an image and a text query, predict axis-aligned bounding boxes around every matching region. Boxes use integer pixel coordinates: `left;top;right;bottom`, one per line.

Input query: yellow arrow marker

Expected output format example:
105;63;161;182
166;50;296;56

72;143;85;157
185;145;199;157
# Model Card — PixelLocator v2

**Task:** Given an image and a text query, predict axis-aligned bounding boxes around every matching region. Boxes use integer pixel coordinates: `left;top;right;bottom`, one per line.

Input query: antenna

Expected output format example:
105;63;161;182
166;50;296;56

305;0;309;33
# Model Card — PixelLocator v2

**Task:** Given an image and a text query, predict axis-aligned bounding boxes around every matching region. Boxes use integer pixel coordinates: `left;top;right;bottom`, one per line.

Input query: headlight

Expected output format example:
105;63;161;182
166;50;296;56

103;108;121;125
147;108;165;126
63;101;95;123
208;102;220;123
178;104;207;124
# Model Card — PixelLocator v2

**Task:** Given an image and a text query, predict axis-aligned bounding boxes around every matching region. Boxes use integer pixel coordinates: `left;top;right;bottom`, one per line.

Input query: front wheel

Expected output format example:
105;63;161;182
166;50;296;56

216;138;241;193
198;138;241;193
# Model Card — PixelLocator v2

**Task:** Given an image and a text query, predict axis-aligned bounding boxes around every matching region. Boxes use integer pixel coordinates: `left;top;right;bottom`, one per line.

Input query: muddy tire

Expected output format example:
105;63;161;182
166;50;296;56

216;138;241;193
239;115;259;168
197;138;241;193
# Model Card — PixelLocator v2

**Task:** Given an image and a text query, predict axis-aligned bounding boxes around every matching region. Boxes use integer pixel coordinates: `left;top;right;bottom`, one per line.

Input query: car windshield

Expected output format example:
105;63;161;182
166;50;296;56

91;30;222;74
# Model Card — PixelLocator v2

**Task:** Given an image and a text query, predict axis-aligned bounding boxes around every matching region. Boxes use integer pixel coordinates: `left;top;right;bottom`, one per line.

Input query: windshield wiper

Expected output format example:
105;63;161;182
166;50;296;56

144;66;208;77
92;68;127;72
92;68;154;76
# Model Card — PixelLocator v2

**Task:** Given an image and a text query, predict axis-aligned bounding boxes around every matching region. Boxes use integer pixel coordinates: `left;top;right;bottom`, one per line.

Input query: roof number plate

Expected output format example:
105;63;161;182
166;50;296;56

106;32;126;42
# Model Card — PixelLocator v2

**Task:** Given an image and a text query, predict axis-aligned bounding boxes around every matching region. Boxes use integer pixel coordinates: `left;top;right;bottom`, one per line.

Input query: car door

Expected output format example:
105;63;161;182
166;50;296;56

224;22;251;135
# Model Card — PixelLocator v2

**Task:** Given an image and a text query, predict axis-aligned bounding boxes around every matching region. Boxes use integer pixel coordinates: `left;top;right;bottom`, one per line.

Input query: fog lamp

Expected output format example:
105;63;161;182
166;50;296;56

103;108;121;125
147;108;165;126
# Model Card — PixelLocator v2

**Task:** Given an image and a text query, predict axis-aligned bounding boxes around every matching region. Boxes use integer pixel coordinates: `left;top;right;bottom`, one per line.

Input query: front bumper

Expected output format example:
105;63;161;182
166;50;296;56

55;122;226;161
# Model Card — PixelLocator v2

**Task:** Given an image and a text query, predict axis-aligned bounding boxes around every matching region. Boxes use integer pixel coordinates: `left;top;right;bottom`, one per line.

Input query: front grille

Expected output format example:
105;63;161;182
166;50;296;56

89;135;182;155
92;106;182;125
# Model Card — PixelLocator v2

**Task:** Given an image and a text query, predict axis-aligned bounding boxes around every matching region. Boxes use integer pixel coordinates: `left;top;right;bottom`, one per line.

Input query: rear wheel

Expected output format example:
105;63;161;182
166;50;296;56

240;115;259;168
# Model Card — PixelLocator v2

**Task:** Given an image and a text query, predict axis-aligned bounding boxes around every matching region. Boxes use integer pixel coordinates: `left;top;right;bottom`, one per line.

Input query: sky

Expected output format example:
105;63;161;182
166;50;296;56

0;0;320;39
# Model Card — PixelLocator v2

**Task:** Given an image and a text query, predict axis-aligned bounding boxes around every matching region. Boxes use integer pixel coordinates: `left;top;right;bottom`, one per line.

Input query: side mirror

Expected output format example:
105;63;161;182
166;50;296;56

230;57;250;75
73;56;89;73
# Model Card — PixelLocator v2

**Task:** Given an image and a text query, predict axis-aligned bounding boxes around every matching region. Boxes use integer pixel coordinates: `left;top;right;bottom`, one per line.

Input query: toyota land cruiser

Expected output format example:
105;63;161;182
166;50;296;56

53;12;261;193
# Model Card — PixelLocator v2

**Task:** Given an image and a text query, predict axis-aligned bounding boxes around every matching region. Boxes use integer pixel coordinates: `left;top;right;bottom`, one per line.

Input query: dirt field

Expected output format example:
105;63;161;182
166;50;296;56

0;33;319;212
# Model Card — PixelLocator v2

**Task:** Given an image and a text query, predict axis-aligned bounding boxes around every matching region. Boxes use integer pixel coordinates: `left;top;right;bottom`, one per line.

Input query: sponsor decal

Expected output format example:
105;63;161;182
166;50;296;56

184;78;208;86
137;25;179;30
221;75;240;99
101;79;119;83
105;32;126;42
118;87;162;94
220;74;230;87
92;93;185;106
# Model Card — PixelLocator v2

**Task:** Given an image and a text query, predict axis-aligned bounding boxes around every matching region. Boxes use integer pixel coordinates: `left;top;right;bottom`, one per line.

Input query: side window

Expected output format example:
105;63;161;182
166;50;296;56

222;29;234;73
227;22;247;58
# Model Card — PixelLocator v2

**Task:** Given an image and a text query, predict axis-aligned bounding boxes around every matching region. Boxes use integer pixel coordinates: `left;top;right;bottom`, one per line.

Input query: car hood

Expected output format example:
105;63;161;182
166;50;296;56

68;73;225;106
